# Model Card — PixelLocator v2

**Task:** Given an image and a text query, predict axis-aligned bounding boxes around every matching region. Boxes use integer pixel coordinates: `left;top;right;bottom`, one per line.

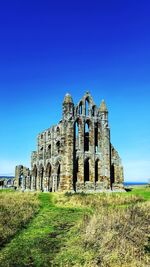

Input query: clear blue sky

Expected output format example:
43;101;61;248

0;0;150;182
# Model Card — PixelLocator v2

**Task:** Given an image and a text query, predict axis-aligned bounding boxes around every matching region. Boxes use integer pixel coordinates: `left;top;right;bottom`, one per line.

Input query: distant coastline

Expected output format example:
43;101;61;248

124;182;148;186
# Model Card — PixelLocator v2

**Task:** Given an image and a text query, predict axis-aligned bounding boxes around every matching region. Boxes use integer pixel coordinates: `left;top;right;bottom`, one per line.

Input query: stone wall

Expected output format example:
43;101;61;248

15;91;124;192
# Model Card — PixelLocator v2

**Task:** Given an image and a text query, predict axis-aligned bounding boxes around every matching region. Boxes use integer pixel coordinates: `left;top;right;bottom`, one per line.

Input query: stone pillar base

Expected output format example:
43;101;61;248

76;181;95;192
96;181;109;190
112;183;124;190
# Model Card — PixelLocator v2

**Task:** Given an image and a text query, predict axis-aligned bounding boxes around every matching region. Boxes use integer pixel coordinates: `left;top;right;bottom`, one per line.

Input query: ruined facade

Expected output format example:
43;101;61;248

15;92;124;192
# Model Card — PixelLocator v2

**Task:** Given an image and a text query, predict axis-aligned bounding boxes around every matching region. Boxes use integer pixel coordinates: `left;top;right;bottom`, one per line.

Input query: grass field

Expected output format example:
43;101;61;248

0;187;150;267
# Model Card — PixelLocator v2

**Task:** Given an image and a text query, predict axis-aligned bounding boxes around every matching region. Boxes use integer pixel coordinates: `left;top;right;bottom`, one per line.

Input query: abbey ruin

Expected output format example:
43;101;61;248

15;92;124;192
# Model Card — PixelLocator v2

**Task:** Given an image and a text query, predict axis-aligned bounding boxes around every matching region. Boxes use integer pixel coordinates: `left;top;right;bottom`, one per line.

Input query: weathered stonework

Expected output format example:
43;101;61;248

15;92;124;192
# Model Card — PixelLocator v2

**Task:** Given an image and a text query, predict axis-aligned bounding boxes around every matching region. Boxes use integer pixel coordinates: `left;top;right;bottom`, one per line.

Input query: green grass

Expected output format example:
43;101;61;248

0;193;89;267
0;191;39;247
128;186;150;200
0;187;150;267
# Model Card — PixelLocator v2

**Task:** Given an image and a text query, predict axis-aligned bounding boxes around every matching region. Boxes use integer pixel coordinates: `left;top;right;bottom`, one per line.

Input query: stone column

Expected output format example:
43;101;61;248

36;171;40;191
22;175;25;191
103;127;111;189
52;173;57;192
43;171;48;192
30;175;34;191
64;121;74;191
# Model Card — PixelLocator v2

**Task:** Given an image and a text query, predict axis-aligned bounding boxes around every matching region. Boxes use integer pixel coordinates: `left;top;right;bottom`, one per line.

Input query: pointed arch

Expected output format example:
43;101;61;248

74;120;79;151
79;102;83;115
84;120;90;151
85;98;89;116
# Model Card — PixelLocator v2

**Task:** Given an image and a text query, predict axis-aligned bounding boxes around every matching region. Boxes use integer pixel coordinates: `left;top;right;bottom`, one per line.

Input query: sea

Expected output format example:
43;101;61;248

124;182;148;187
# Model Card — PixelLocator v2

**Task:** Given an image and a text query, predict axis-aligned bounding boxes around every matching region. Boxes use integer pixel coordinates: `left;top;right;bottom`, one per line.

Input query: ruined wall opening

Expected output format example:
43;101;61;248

75;120;79;151
19;174;23;187
95;159;99;183
57;164;60;190
95;122;98;153
85;98;89;116
73;157;79;191
84;121;89;151
84;158;89;182
79;102;82;115
46;163;52;192
111;164;115;184
92;106;95;116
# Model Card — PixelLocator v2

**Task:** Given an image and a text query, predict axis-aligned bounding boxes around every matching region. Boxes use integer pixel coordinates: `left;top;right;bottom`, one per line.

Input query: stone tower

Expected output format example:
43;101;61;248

15;92;124;192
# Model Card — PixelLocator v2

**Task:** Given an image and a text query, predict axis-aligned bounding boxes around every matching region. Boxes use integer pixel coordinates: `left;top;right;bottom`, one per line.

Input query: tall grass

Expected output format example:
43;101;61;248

0;191;39;246
54;190;150;266
0;189;150;267
80;201;150;267
57;192;144;209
